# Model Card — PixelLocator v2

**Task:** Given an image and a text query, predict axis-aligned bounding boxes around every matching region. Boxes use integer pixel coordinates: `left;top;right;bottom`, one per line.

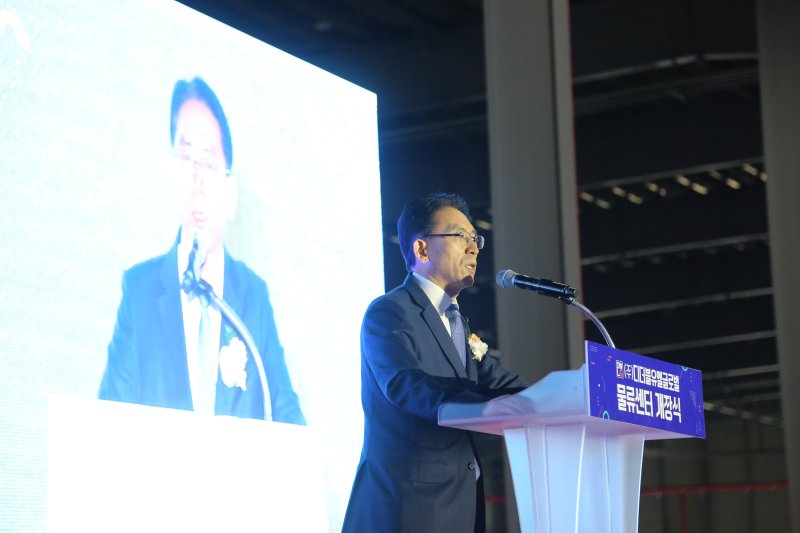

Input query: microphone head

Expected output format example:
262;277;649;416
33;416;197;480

191;235;207;281
496;269;517;288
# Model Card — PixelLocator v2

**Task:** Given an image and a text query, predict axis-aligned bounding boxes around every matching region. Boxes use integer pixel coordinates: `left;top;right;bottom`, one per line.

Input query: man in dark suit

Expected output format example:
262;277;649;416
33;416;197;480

98;76;304;425
342;193;529;533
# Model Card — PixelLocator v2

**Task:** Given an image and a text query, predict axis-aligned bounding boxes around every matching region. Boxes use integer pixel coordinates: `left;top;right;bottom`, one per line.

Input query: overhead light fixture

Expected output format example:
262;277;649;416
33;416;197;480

725;177;741;189
474;219;493;231
611;186;626;197
742;163;759;176
760;172;768;182
645;182;659;192
579;191;595;202
313;19;333;31
595;198;611;209
708;169;723;180
676;174;691;187
627;193;643;205
691;183;709;195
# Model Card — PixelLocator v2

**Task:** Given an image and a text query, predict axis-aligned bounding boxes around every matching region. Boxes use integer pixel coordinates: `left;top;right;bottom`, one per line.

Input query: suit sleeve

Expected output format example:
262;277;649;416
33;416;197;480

98;272;140;403
475;352;530;392
258;281;305;425
362;298;499;422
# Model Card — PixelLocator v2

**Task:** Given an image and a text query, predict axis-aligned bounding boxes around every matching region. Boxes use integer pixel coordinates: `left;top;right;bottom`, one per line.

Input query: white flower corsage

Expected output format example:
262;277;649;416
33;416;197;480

467;333;488;362
218;337;248;391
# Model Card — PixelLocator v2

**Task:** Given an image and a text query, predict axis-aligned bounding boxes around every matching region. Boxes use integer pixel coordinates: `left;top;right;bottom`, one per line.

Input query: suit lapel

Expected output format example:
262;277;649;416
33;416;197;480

220;252;243;338
404;275;468;379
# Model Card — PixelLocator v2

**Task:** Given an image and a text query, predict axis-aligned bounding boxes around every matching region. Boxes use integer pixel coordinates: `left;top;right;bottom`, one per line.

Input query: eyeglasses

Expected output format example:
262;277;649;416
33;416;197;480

174;148;230;182
422;232;485;250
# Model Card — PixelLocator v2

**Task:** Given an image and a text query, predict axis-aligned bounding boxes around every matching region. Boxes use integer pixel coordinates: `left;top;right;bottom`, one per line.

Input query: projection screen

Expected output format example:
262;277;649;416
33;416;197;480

0;1;382;530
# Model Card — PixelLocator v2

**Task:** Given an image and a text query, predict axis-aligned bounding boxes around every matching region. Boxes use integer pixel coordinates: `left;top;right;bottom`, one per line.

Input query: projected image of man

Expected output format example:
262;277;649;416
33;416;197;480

99;76;304;424
342;193;529;533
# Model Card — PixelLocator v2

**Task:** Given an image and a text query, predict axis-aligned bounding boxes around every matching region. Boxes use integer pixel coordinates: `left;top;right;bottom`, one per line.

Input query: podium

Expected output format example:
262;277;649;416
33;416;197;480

48;396;329;532
439;341;705;533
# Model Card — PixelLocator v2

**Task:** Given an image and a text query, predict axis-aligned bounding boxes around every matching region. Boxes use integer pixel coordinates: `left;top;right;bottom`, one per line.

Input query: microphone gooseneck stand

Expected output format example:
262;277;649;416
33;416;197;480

181;271;273;421
496;269;615;348
559;295;616;349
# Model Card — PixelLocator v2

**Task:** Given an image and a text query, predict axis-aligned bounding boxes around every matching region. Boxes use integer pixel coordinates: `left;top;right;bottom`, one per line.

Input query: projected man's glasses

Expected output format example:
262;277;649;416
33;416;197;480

174;148;230;182
423;232;485;250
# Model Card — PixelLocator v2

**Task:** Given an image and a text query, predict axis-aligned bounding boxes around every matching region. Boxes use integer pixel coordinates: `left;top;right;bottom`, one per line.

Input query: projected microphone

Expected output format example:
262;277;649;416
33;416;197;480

496;269;577;300
177;236;273;419
181;236;206;296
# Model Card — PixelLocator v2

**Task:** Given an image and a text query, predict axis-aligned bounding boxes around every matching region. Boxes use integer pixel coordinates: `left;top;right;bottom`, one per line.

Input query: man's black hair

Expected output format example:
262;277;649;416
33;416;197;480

397;192;471;271
169;76;233;171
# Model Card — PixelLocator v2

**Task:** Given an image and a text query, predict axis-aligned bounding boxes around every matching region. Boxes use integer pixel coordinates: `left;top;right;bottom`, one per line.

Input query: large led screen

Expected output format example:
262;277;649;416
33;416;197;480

0;1;383;531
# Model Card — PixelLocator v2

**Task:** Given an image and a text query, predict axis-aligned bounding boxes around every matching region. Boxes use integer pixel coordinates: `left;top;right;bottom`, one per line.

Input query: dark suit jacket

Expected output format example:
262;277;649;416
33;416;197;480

98;241;305;424
342;275;528;533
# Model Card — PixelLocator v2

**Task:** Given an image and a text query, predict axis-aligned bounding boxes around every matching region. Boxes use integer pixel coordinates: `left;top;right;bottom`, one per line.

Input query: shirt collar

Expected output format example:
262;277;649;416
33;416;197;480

411;272;457;316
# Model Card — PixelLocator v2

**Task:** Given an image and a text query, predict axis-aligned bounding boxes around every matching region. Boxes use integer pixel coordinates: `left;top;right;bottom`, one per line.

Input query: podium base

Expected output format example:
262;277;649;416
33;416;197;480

505;424;644;533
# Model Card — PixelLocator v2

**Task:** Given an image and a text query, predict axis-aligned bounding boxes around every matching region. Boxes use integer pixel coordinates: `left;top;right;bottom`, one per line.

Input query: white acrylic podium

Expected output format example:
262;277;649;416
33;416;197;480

439;362;698;533
48;396;328;533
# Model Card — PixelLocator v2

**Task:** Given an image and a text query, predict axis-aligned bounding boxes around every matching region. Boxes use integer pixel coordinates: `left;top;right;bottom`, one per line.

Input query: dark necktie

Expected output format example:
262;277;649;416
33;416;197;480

445;303;467;367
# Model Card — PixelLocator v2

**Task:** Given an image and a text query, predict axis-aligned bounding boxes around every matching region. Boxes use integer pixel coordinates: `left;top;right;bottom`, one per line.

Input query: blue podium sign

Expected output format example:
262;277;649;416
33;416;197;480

587;341;706;438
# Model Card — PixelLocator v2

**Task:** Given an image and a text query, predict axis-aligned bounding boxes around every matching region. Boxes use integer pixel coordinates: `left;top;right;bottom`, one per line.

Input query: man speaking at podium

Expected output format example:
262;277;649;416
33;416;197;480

98;76;304;425
343;193;528;533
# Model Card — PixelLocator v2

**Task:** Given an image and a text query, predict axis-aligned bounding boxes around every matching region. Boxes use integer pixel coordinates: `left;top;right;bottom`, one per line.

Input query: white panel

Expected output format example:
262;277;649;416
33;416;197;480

49;397;328;532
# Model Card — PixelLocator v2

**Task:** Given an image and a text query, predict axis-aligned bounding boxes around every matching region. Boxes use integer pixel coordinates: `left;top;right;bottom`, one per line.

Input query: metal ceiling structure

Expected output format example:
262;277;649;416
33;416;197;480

179;0;785;529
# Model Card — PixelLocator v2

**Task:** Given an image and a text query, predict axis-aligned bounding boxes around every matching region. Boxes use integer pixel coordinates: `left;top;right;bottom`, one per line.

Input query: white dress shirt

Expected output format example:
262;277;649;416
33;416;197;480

411;272;458;334
177;231;224;410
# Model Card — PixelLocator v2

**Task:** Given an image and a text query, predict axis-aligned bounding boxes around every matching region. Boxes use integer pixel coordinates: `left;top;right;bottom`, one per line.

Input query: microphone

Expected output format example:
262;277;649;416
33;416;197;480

179;236;274;419
181;236;206;296
496;269;577;300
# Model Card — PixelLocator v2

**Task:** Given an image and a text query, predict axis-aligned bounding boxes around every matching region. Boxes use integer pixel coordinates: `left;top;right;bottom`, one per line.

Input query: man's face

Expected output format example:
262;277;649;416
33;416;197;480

414;206;479;297
171;98;236;255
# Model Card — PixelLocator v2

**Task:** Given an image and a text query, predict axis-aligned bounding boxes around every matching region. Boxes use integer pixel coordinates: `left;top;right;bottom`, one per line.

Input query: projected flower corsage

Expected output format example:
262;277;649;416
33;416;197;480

219;337;248;391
